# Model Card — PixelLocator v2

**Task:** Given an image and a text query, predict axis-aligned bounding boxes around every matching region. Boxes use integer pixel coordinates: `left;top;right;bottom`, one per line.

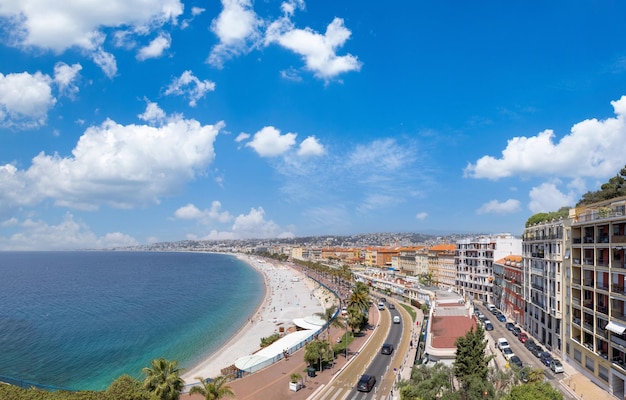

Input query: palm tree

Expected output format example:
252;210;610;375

189;376;234;400
315;306;344;348
348;281;370;312
142;358;185;400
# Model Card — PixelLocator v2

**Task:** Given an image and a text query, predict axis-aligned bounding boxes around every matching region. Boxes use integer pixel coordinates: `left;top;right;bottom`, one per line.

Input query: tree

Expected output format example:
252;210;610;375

348;281;370;312
106;374;150;400
503;381;563;400
315;306;344;350
398;363;455;400
346;305;364;333
188;376;234;400
304;339;332;370
577;165;626;206
453;325;491;390
142;358;185;400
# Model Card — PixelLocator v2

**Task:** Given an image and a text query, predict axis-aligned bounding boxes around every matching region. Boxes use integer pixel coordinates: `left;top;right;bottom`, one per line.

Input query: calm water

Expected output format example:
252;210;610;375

0;251;263;391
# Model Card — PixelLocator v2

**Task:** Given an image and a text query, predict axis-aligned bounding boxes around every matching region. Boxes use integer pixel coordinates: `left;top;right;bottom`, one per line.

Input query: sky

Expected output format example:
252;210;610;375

1;1;626;250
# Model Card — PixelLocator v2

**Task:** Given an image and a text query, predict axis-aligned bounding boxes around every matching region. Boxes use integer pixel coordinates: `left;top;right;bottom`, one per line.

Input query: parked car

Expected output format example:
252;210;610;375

490;308;500;315
381;343;394;355
551;359;564;373
497;314;507;322
541;353;554;367
518;332;528;343
485;322;494;331
513;327;522;336
357;374;376;392
524;338;536;350
502;347;515;360
474;309;481;316
505;322;515;331
478;313;486;321
532;346;545;358
510;355;523;368
497;338;510;351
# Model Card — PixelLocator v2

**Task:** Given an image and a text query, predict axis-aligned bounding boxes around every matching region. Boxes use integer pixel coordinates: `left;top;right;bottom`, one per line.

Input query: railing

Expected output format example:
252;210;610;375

583;279;594;287
613;284;626;295
614;235;626;244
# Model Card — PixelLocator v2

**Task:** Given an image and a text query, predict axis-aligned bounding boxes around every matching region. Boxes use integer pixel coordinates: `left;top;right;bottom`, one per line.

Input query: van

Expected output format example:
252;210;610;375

393;315;400;324
487;304;496;312
378;302;385;310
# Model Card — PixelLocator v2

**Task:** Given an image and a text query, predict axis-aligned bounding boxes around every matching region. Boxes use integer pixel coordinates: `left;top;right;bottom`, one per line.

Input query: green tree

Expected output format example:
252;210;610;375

188;376;234;400
503;381;563;400
348;281;370;311
453;325;491;390
346;305;364;333
398;363;455;400
577;165;626;206
142;358;185;400
304;339;332;370
106;374;150;400
315;306;344;350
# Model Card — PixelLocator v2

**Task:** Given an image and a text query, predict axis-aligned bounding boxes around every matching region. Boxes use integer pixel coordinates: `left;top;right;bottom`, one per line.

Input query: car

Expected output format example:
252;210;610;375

474;309;481;316
378;302;385;310
524;338;536;350
388;303;395;309
551;359;564;373
513;327;522;336
497;314;507;322
357;374;376;392
502;347;515;360
393;315;401;324
478;313;486;321
506;322;515;331
381;343;394;355
487;304;496;312
519;369;529;383
518;332;528;343
485;322;494;331
532;346;545;358
541;353;554;367
497;338;510;351
510;355;523;368
380;297;387;302
490;308;500;315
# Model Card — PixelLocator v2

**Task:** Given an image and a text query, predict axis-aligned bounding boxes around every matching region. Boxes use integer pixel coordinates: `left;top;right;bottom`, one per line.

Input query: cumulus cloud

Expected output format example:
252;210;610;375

465;96;626;180
137;100;167;124
265;14;361;80
174;201;233;224
0;71;55;128
0;0;183;76
297;136;325;157
137;33;171;60
0;108;224;211
164;70;216;107
53;62;82;97
207;0;263;67
477;199;521;215
0;213;138;251
246;126;297;157
192;206;293;240
528;182;576;214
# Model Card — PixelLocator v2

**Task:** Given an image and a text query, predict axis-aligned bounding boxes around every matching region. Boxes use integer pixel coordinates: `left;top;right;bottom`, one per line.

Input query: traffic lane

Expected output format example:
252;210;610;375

345;308;404;399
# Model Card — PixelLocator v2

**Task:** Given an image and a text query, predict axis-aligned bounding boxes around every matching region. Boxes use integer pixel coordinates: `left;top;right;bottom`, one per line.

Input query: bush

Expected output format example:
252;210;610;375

260;333;280;347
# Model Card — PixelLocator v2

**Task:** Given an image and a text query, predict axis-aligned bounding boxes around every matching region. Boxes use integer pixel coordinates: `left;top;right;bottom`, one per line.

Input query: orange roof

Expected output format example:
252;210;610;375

430;244;456;252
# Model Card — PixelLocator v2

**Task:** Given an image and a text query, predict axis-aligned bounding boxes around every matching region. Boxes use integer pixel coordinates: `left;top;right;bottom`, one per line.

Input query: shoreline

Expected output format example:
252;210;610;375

182;254;335;383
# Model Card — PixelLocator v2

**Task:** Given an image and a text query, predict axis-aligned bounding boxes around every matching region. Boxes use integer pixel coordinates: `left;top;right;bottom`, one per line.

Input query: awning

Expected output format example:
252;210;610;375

606;321;626;335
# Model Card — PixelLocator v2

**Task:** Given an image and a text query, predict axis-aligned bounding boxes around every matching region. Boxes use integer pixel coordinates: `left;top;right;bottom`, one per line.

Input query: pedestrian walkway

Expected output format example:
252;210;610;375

557;362;616;400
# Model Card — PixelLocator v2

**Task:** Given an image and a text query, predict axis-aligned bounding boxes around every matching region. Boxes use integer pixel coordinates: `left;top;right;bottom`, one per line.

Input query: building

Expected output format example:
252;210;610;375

493;255;524;325
456;234;522;303
566;196;626;397
523;218;568;356
428;244;457;290
424;297;477;365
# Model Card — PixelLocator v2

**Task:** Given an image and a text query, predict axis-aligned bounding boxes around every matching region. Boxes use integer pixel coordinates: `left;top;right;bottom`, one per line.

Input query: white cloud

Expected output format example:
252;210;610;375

235;132;250;142
477;199;521;215
265;16;361;80
53;62;82;97
297;136;326;157
207;0;263;67
137;100;167;124
465;96;626;180
246;126;296;157
357;194;401;213
191;7;206;16
231;207;293;238
528;182;576;214
174;201;233;224
137;33;171;60
0;0;183;76
0;113;224;211
164;70;216;107
416;212;428;220
0;213;138;251
0;71;55;128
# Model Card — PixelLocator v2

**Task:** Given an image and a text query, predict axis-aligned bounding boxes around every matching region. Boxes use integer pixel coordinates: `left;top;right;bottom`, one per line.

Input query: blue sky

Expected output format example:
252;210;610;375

1;1;626;250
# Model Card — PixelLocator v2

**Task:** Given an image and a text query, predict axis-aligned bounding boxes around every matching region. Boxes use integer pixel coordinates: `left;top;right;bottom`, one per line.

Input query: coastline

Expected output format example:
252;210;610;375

182;254;335;383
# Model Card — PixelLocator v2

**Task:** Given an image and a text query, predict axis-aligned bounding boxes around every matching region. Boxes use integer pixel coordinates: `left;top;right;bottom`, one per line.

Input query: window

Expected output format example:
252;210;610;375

585;356;595;372
599;365;608;382
574;348;582;362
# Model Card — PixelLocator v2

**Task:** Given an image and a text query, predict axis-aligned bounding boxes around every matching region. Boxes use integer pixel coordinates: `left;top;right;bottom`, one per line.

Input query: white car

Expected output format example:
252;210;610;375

497;337;510;351
502;347;515;360
550;359;564;373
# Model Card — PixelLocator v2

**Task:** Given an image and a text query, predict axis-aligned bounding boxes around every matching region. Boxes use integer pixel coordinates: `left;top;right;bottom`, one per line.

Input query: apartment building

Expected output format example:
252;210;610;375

395;246;424;276
523;218;568;356
493;255;524;325
566;196;626;397
428;244;456;290
456;234;522;303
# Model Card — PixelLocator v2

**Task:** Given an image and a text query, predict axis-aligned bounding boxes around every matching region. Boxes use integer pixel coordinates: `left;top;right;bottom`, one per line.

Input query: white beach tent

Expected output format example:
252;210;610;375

235;329;316;373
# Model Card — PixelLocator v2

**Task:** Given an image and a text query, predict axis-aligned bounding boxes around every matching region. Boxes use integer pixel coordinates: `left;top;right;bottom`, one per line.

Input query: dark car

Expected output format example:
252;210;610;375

532;346;545;358
490;308;500;315
357;374;376;392
518;332;528;343
513;327;522;336
497;314;507;322
485;322;494;331
505;322;515;331
381;343;394;355
540;352;553;366
510;355;523;368
524;338;536;350
388;303;395;309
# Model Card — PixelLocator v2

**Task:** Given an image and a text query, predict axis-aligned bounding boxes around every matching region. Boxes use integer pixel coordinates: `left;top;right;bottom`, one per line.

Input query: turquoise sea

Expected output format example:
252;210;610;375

0;251;264;391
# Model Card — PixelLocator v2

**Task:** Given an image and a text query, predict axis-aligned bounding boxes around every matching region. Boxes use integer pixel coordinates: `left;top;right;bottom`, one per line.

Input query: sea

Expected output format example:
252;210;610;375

0;251;264;391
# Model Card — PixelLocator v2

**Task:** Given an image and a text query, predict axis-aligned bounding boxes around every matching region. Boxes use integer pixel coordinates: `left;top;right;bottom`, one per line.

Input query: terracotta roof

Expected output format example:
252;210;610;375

430;244;456;252
430;316;477;349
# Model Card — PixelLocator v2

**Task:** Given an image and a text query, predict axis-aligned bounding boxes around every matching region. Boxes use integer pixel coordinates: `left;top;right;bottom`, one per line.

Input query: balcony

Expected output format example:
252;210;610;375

572;298;582;307
597;305;608;314
573;238;582;244
583;279;594;287
572;278;582;286
584;236;595;244
614;235;626;244
583;301;594;310
583;259;594;266
598;236;610;244
583;321;593;331
573;258;581;265
613;284;626;295
597;283;610;291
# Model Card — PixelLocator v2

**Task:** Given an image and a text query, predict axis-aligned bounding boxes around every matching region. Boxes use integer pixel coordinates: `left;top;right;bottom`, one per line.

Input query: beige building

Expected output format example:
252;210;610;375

428;244;456;289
